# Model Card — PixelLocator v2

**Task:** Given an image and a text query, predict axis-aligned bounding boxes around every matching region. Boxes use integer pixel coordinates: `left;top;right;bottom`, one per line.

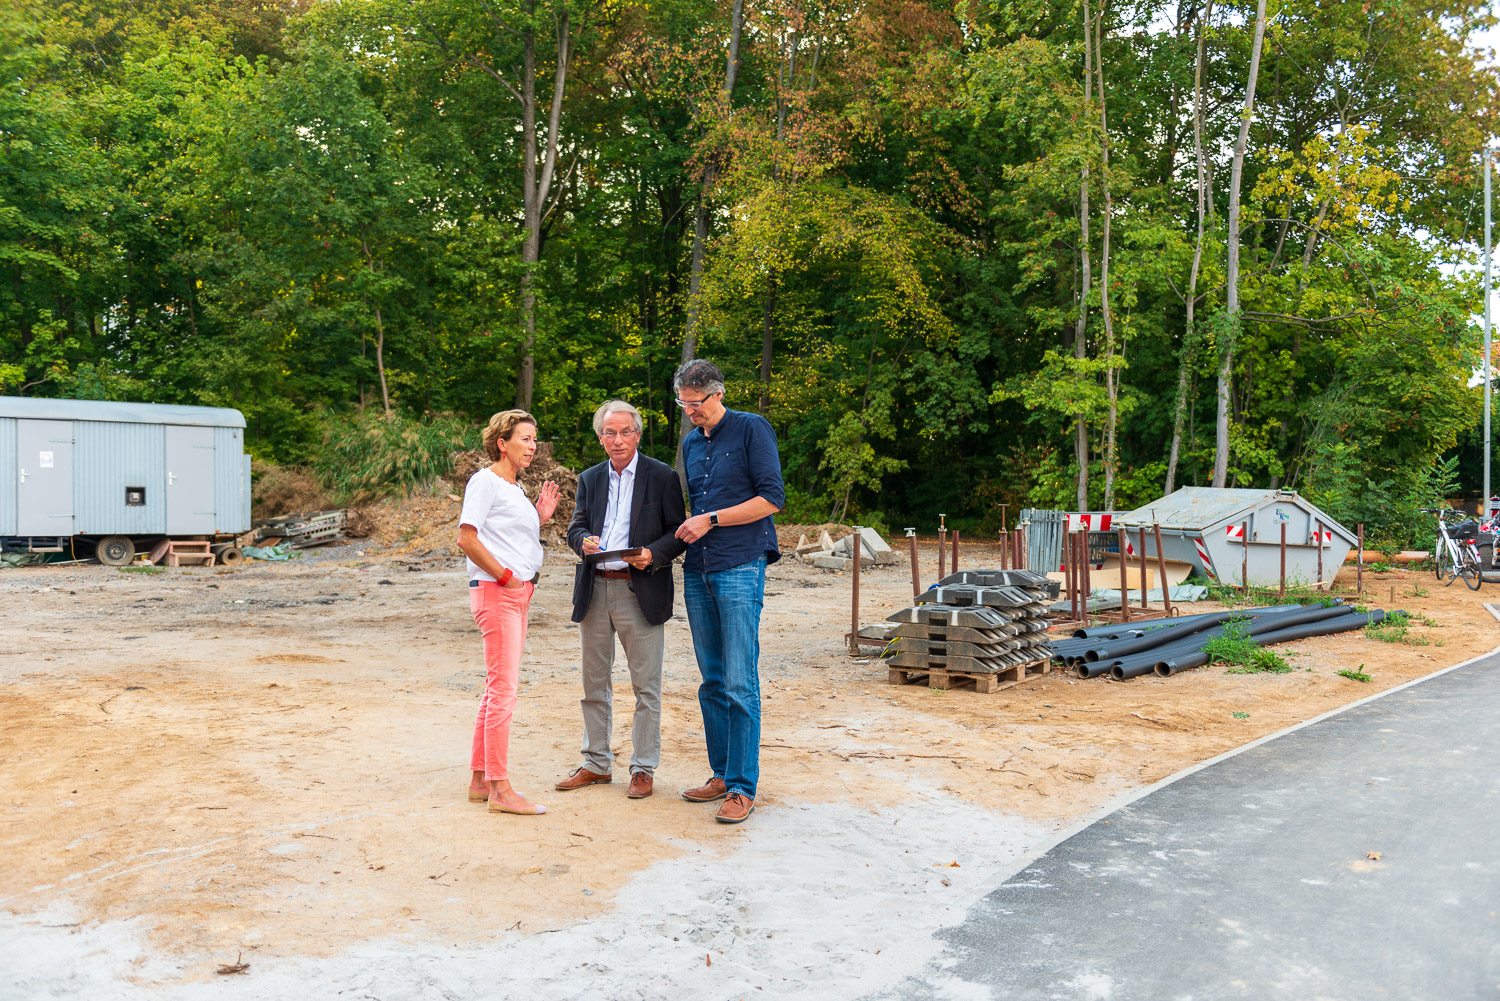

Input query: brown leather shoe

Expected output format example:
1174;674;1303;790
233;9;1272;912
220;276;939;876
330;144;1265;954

680;776;727;802
627;772;653;799
555;767;612;791
715;793;754;824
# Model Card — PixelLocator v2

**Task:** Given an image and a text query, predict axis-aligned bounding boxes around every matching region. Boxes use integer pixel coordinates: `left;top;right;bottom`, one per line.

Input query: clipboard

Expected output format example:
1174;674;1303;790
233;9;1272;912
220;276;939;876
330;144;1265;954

583;547;646;563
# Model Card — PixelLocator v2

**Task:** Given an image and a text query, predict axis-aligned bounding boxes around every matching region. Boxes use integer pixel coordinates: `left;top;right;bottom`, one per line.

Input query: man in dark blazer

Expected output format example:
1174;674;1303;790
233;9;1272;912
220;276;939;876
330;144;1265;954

556;400;687;799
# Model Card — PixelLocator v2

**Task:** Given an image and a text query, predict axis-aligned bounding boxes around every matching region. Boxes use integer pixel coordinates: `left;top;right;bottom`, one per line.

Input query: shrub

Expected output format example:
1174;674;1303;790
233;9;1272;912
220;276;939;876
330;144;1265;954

312;410;480;503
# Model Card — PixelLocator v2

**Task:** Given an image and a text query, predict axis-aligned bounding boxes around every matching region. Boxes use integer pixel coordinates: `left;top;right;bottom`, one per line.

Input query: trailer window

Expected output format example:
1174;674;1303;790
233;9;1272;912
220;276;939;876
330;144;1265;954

126;486;146;506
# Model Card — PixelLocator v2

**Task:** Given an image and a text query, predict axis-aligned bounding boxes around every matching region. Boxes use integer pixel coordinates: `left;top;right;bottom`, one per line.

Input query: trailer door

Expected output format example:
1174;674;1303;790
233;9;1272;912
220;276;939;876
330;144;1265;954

165;426;216;534
16;420;74;536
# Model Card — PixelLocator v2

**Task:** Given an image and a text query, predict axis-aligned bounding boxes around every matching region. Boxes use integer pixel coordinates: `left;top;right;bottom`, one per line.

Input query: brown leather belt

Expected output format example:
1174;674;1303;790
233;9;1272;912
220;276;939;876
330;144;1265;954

594;568;631;580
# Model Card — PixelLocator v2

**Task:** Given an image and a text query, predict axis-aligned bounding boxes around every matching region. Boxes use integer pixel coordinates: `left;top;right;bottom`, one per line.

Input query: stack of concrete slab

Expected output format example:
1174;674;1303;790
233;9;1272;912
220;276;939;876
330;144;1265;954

885;569;1056;685
796;526;901;571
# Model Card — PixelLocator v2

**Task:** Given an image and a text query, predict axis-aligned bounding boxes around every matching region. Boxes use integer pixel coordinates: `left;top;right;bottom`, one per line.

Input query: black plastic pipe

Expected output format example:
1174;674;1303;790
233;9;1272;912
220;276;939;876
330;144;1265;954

1083;605;1318;662
1106;606;1357;681
1153;609;1387;677
1068;603;1314;640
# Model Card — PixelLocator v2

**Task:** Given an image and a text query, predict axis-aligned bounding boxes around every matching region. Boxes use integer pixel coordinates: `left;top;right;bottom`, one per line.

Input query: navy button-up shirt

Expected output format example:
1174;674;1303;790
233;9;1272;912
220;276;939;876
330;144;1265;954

683;408;785;573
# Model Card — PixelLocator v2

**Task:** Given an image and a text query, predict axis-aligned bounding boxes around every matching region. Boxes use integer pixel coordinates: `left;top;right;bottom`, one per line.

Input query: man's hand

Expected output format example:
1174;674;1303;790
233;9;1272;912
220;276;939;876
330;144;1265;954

580;535;602;555
623;550;653;570
536;481;561;523
675;513;713;543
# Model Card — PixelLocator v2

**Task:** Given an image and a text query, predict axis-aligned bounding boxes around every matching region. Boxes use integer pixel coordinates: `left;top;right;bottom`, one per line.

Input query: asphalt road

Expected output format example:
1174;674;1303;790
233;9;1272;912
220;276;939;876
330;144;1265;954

877;653;1500;1001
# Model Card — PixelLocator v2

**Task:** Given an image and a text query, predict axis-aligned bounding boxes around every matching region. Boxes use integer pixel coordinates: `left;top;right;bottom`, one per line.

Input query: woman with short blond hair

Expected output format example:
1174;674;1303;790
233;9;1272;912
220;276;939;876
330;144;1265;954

458;409;561;815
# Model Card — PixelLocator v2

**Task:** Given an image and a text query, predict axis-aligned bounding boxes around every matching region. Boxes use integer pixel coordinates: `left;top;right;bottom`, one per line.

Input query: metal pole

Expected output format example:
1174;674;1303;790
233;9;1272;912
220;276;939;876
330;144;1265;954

1082;532;1092;621
1242;520;1249;593
1279;522;1287;598
849;525;862;656
1138;527;1149;611
1020;519;1029;570
951;529;960;575
1117;528;1132;622
1069;532;1080;621
937;514;946;581
1357;523;1364;595
1000;530;1009;570
906;527;920;598
1316;519;1323;591
1153;524;1173;616
1486;149;1493;521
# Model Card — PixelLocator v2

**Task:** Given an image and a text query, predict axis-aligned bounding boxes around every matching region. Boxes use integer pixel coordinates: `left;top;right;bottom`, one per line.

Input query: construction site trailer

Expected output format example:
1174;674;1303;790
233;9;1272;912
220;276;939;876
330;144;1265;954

1117;487;1355;588
0;396;252;564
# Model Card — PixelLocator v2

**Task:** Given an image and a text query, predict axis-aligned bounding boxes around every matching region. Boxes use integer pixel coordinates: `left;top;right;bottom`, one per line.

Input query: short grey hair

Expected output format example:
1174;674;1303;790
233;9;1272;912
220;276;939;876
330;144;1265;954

672;358;725;397
592;399;643;436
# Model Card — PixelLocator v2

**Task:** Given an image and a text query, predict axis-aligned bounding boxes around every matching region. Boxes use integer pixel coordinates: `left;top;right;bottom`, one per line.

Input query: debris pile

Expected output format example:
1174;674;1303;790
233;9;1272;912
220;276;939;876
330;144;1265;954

254;510;347;549
452;442;579;547
884;570;1058;690
1049;602;1389;680
794;526;901;571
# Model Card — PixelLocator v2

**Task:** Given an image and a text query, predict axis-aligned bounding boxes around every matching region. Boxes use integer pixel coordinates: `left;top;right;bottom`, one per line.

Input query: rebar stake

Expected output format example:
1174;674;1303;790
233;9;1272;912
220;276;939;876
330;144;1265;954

906;527;919;598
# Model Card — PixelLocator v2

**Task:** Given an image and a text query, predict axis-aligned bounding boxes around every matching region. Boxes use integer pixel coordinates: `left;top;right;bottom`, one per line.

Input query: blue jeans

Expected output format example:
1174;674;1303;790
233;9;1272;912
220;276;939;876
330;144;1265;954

683;556;767;799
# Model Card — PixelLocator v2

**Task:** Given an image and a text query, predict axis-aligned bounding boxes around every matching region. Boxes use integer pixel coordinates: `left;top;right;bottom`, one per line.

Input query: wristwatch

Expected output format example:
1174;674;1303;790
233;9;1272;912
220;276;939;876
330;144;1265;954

709;511;720;527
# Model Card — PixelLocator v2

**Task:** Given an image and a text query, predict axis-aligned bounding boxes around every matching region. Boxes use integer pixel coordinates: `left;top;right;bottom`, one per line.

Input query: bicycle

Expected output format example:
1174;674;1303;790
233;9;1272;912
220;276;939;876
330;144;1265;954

1421;507;1483;591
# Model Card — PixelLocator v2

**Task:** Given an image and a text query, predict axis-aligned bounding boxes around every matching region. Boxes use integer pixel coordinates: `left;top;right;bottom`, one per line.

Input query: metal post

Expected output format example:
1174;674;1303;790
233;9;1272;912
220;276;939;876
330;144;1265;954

999;530;1009;570
951;529;960;575
1153;524;1173;616
937;514;946;581
1279;522;1287;598
1357;523;1365;595
849;525;862;656
1242;520;1249;593
1069;532;1080;621
1019;519;1029;570
1138;527;1149;611
1315;519;1323;591
1082;532;1092;620
1117;528;1133;622
1000;503;1009;533
1486;149;1494;521
906;528;920;598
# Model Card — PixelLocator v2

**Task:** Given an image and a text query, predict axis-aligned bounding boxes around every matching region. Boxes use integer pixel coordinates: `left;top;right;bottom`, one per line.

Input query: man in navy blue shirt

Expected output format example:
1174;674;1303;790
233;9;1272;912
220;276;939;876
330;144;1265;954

671;358;785;824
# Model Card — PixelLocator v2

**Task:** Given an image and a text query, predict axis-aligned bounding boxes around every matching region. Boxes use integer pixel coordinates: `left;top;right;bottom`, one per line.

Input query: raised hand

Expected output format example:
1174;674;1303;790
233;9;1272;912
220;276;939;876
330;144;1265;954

536;481;561;523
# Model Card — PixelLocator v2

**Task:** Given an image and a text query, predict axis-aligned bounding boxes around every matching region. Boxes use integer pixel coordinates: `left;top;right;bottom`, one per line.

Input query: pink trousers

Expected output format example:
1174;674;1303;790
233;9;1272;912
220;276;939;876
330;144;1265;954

469;580;534;782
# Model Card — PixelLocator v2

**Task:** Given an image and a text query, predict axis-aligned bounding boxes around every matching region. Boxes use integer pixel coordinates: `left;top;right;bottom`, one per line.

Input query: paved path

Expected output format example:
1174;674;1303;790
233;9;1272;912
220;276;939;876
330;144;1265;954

878;653;1500;1000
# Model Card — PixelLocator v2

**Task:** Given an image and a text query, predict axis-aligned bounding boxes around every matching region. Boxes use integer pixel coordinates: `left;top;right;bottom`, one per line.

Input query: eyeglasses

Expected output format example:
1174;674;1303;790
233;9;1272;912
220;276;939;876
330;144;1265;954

675;393;720;410
600;429;640;441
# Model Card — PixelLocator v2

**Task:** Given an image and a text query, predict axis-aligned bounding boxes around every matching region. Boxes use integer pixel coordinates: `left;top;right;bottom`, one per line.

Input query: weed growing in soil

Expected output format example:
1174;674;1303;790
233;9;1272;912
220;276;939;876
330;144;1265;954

1338;666;1372;682
1205;619;1295;673
1365;611;1430;646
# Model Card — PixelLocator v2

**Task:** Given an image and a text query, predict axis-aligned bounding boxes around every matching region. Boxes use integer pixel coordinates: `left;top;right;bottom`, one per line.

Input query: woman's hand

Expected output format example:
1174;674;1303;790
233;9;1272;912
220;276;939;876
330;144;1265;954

502;573;527;590
535;481;561;523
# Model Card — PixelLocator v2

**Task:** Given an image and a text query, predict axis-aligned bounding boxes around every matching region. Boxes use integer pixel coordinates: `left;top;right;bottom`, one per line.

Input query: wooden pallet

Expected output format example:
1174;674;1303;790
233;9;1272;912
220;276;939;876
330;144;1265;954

887;657;1051;694
164;541;215;568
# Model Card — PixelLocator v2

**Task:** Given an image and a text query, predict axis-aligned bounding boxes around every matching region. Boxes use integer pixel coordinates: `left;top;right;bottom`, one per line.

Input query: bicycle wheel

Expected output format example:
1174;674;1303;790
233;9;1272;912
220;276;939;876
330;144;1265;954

1463;550;1484;591
1434;536;1448;580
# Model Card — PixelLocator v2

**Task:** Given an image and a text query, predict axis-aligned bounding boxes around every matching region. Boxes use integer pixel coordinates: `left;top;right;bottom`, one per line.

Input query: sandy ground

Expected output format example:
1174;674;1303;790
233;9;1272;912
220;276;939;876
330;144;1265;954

1;535;1495;998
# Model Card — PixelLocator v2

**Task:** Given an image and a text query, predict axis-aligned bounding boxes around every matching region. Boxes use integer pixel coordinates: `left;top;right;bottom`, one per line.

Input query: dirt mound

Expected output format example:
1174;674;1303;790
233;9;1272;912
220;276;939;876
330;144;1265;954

251;461;330;519
363;444;582;559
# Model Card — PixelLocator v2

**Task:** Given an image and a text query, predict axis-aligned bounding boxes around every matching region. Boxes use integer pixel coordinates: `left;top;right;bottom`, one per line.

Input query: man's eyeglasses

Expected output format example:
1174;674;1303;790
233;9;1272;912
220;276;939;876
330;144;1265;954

675;393;720;410
600;429;640;441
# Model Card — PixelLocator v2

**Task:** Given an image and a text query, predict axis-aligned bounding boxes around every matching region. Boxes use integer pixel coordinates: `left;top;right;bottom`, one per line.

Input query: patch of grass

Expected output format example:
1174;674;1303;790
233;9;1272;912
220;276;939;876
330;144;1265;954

117;565;165;574
1365;611;1429;646
1206;618;1295;674
1232;711;1250;719
1337;666;1372;683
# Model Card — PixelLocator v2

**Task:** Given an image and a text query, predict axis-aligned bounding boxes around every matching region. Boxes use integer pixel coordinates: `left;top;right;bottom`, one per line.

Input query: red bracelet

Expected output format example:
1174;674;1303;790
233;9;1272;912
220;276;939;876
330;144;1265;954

498;568;513;586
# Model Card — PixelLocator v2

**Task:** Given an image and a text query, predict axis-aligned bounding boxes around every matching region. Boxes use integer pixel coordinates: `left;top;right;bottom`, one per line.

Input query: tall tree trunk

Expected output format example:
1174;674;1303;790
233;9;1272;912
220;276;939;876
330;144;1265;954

516;5;570;410
760;278;775;413
1074;0;1094;512
681;0;745;365
373;303;391;417
1165;0;1212;495
1095;9;1117;511
1212;0;1266;488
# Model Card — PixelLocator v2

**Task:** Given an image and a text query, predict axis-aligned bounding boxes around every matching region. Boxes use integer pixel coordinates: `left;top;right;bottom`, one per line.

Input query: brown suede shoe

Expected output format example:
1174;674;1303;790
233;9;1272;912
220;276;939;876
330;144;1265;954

627;772;653;799
555;767;612;791
715;793;754;824
680;776;727;803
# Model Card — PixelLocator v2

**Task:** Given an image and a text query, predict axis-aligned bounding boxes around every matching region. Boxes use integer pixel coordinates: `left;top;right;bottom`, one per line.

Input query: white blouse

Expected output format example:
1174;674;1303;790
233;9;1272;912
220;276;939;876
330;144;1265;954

459;467;543;582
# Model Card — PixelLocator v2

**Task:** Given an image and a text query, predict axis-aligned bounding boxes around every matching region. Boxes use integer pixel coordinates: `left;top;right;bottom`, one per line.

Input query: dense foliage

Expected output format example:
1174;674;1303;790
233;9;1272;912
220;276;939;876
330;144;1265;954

2;0;1497;543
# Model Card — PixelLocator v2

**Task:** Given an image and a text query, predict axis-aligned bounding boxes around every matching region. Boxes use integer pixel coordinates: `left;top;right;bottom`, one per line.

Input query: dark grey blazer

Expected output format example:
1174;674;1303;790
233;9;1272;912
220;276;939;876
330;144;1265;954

566;453;688;625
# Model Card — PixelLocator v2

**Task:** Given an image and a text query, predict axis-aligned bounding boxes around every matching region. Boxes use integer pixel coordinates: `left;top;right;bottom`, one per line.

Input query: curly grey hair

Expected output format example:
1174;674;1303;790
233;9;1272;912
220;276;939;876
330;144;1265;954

672;358;725;397
592;399;643;436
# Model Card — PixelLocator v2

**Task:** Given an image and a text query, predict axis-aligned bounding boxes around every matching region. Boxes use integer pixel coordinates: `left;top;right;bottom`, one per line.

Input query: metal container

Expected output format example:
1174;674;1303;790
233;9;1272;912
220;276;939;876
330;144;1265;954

1;397;251;553
1118;487;1354;587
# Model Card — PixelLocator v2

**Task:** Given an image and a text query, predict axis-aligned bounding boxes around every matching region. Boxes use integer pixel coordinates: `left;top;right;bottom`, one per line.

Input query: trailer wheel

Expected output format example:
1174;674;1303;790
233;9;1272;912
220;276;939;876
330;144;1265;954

215;545;244;566
95;536;136;566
